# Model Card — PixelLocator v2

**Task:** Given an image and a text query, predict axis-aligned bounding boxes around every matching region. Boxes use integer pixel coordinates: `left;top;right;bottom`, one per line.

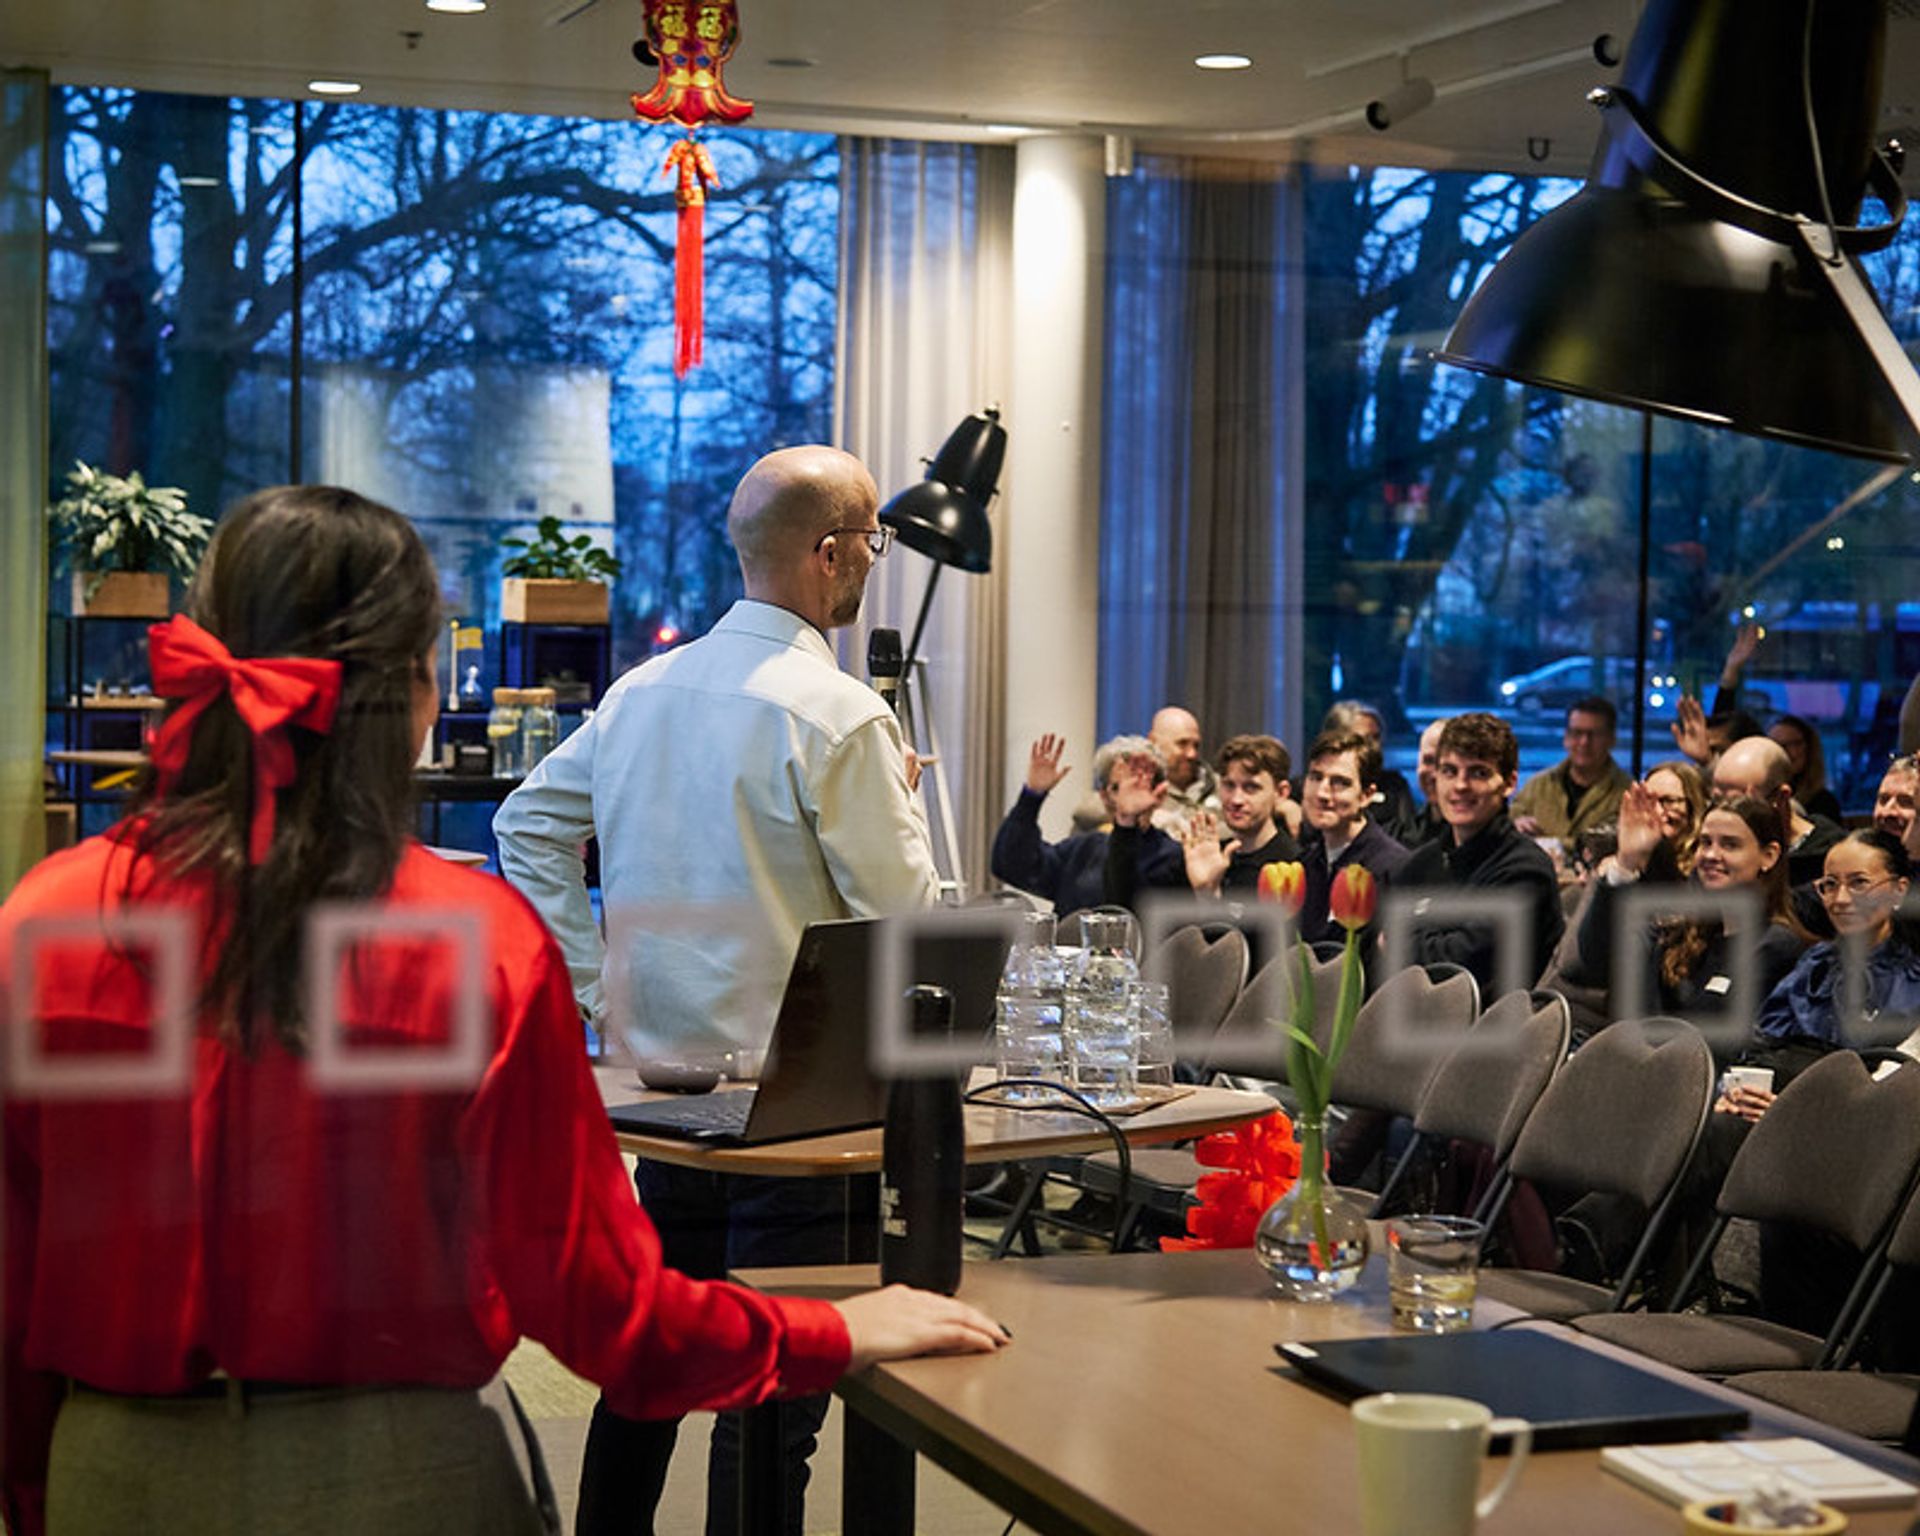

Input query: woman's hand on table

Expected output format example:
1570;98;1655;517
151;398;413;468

836;1285;1011;1370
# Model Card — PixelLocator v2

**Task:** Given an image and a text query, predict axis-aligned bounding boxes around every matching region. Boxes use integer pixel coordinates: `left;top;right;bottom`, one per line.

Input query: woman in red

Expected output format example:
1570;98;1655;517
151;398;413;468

0;486;1005;1535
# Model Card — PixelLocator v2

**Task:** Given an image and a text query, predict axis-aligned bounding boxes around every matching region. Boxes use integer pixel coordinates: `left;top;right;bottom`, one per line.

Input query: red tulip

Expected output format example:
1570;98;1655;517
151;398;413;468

1257;859;1306;914
1329;863;1378;931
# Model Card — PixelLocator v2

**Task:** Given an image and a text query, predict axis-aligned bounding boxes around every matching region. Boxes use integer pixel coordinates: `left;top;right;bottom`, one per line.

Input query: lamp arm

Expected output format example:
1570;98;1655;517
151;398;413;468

1790;221;1920;455
901;561;944;679
1592;86;1908;255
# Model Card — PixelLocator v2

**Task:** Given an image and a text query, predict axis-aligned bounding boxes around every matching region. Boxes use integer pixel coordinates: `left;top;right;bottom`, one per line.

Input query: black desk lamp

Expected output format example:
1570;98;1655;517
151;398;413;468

1434;0;1920;773
880;409;1002;678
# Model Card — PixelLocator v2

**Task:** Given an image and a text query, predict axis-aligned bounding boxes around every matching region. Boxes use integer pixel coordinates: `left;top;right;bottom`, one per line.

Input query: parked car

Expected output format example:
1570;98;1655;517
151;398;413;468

1496;656;1678;718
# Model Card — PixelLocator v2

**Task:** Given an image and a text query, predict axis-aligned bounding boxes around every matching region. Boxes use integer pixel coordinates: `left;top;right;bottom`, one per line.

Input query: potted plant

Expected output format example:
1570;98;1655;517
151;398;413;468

499;515;621;625
49;461;213;618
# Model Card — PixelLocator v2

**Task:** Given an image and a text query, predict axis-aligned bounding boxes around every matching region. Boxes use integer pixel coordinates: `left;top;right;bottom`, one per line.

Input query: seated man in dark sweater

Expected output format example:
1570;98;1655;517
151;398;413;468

1177;734;1300;896
991;732;1188;918
1297;728;1410;946
1395;712;1565;991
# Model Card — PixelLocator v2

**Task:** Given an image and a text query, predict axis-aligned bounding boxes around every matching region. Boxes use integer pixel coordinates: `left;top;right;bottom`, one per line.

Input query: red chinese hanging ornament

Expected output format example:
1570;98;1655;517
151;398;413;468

631;2;754;376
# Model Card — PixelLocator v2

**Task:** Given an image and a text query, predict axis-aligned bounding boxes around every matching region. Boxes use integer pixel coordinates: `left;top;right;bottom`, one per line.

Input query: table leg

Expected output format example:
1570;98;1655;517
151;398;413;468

738;1399;788;1536
841;1397;915;1536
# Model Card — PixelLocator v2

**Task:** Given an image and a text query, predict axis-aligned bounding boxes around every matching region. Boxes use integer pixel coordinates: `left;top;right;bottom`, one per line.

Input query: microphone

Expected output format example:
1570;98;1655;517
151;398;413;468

868;627;904;714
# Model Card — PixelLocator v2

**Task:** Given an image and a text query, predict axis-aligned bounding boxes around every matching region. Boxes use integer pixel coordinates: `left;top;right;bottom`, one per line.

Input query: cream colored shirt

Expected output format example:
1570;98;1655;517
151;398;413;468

494;599;938;1060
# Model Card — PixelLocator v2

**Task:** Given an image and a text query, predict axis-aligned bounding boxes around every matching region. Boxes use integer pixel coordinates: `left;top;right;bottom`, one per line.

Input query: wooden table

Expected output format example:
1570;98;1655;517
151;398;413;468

595;1063;1277;1177
741;1249;1920;1536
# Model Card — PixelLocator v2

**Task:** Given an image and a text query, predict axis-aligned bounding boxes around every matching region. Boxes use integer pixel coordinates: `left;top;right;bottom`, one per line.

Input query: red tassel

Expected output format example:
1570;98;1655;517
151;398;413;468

674;198;704;377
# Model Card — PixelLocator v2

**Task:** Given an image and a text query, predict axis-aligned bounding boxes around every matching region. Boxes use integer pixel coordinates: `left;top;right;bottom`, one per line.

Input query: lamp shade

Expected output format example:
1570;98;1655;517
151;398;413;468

1436;0;1920;463
879;410;1003;573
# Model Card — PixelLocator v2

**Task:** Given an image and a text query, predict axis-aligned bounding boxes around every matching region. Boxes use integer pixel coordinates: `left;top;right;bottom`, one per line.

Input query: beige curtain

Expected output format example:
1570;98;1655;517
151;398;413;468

0;69;49;895
834;138;1014;897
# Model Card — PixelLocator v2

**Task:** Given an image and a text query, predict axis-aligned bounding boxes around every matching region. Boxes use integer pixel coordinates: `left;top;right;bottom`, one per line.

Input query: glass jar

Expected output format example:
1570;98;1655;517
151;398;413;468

520;686;560;772
487;688;525;777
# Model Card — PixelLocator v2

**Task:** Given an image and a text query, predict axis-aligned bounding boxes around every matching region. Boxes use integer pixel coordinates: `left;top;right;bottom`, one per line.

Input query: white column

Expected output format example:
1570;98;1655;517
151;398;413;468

1003;135;1105;839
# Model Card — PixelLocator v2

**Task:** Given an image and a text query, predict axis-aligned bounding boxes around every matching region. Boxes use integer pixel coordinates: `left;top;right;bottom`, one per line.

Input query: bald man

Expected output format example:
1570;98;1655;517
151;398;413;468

1712;734;1844;887
497;445;938;1536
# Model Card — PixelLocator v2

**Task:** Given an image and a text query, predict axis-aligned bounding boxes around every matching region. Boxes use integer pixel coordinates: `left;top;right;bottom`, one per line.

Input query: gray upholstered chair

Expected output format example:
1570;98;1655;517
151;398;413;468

1204;945;1346;1086
1570;1056;1920;1376
1328;961;1483;1120
1725;1186;1920;1443
1473;1017;1715;1320
1376;988;1571;1221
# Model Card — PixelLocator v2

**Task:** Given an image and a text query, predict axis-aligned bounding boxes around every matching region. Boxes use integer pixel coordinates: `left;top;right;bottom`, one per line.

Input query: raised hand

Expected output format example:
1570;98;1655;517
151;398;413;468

1614;780;1664;874
1670;694;1711;764
1180;811;1237;895
1025;734;1070;797
1721;620;1762;684
1107;756;1168;827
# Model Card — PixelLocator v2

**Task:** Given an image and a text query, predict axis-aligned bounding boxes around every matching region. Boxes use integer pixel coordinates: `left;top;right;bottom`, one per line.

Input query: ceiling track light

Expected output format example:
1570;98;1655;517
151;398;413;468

1366;75;1436;132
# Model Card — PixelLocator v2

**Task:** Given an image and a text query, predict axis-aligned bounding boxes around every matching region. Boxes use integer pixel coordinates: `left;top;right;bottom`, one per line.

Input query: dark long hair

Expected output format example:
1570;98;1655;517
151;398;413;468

122;486;441;1050
1658;794;1804;990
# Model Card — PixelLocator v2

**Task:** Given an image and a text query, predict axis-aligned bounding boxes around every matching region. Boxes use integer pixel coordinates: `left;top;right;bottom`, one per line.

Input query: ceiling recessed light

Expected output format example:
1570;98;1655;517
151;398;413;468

307;79;363;96
1194;53;1252;71
765;55;816;69
83;241;121;255
177;174;221;188
427;0;487;10
982;124;1026;135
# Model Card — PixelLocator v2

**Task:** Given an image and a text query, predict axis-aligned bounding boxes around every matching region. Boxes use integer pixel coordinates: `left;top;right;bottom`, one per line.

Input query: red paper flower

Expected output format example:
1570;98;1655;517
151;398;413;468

1329;863;1377;931
1257;860;1306;914
1159;1111;1302;1251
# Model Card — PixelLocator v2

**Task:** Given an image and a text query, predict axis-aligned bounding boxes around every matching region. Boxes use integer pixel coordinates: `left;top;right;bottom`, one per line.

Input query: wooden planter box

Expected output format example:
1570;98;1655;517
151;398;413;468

501;578;609;626
73;571;170;619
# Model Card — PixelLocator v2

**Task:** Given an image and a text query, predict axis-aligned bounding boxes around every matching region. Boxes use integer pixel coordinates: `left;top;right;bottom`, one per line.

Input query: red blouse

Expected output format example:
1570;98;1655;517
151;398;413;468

0;836;850;1535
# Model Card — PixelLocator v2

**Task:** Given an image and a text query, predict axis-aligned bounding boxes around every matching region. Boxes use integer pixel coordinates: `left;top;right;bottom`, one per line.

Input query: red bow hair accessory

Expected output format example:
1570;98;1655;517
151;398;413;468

147;616;345;863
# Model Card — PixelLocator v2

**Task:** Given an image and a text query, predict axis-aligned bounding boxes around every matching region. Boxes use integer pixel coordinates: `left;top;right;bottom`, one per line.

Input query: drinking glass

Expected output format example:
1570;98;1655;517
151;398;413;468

1131;980;1174;1089
1387;1215;1485;1334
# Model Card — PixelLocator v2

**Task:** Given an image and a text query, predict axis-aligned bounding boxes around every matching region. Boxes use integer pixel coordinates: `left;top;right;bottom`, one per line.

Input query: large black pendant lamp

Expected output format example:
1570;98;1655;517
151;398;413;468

1437;0;1920;464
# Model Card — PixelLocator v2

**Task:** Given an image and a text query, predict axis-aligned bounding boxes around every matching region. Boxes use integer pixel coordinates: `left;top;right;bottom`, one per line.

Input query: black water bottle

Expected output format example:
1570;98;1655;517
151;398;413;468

879;985;964;1295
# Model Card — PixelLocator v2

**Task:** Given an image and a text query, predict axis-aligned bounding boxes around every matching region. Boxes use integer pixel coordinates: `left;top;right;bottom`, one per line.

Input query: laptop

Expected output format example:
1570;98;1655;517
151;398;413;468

1275;1330;1749;1450
607;917;1010;1146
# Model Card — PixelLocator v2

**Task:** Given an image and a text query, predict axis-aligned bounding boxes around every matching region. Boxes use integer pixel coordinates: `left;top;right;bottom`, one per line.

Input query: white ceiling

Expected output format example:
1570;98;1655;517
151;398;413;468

6;0;1920;180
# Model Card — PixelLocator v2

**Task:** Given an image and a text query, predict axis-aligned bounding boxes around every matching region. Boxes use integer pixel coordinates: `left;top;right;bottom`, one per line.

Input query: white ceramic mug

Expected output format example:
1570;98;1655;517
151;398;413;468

1352;1393;1533;1536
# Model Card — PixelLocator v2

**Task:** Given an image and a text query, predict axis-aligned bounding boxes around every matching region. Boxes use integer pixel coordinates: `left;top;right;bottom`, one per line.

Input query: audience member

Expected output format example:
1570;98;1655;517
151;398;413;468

1321;700;1424;847
1873;755;1920;840
1295;729;1410;945
994;734;1187;917
1768;713;1842;823
1147;706;1220;837
1510;696;1631;843
1395;712;1565;989
1408;717;1449;847
1670;693;1764;766
1712;735;1843;887
1178;734;1299;896
1560;788;1806;1044
1642;759;1707;875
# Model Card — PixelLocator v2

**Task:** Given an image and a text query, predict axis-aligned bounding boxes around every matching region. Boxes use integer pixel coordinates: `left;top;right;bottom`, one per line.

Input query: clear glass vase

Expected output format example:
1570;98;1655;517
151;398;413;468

1254;1115;1370;1301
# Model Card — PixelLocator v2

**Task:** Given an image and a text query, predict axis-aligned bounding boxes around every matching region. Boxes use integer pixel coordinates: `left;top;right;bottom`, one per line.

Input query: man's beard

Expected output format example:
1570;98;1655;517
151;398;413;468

829;576;865;627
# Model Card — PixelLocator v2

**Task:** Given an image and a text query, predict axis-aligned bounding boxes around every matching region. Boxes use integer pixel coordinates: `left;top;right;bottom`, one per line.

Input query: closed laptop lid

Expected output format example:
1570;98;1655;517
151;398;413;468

1276;1331;1749;1450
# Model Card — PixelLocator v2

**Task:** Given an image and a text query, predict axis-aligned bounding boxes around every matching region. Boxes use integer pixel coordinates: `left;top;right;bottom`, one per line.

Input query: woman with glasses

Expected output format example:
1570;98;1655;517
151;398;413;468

0;487;1005;1536
1641;759;1707;875
1717;828;1920;1106
1560;787;1805;1047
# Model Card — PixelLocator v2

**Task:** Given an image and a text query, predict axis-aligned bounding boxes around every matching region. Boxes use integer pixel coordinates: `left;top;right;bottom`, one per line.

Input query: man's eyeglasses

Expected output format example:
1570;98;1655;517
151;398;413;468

1813;875;1898;901
814;525;894;558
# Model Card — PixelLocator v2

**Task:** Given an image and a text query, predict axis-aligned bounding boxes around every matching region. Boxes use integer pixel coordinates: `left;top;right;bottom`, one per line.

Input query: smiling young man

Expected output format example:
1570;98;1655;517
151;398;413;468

1178;734;1300;895
1395;712;1565;988
1297;729;1411;944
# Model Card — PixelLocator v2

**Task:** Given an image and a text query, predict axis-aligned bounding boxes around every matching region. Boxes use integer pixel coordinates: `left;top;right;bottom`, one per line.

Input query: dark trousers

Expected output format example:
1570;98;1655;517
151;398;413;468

573;1161;870;1536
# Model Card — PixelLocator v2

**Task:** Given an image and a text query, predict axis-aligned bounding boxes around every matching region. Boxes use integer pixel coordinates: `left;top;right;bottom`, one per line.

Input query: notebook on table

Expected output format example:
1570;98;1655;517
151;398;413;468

1275;1330;1750;1450
607;917;1009;1147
